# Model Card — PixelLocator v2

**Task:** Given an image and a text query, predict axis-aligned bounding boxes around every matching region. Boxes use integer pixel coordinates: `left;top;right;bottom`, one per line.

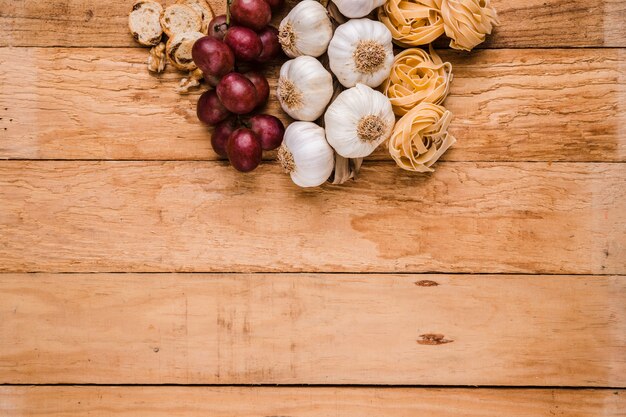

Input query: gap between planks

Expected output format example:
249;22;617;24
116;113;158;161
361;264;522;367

0;383;625;389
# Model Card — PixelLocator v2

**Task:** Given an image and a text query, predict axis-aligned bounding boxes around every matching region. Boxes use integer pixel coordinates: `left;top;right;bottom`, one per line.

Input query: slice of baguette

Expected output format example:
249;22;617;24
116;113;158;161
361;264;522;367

176;0;214;34
166;31;204;71
160;4;202;38
128;1;163;46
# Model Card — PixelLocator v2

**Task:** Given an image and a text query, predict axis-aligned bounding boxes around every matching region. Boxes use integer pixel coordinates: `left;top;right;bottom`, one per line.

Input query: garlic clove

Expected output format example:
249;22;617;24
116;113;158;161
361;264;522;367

328;18;394;88
278;0;334;58
277;56;334;122
325;84;395;158
279;122;335;188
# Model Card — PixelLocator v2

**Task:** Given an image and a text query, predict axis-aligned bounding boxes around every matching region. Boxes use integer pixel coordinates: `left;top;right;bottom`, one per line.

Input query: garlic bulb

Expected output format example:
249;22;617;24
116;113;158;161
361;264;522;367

278;0;333;58
324;83;395;158
277;56;334;122
332;0;386;18
328;18;394;88
279;122;335;188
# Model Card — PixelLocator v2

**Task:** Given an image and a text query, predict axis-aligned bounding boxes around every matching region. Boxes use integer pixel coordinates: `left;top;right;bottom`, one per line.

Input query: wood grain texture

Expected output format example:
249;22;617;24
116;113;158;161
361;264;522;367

0;386;624;417
0;273;624;385
1;161;624;274
0;0;624;47
1;48;624;161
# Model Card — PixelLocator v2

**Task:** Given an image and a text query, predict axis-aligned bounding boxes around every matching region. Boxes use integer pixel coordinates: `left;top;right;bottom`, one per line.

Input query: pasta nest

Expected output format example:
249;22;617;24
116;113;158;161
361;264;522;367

388;102;456;172
378;0;445;47
383;46;453;117
440;0;500;51
378;0;499;50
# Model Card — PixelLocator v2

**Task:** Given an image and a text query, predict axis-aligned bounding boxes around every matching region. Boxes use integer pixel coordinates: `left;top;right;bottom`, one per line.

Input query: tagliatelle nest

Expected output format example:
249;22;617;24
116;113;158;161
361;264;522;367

388;102;456;172
383;46;452;116
378;0;445;47
378;0;499;50
440;0;500;51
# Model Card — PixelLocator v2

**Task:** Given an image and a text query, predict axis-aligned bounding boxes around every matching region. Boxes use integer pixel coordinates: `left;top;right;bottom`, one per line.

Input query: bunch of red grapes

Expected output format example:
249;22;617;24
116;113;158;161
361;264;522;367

192;0;285;172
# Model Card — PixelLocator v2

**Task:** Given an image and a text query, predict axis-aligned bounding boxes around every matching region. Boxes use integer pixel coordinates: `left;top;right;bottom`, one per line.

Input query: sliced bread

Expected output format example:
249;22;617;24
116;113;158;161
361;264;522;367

160;4;202;38
128;1;164;46
176;0;214;34
166;31;204;71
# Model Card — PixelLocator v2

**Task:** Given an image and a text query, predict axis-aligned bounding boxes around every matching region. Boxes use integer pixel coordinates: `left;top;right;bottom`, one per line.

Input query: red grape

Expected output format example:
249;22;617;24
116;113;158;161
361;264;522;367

212;117;239;158
244;71;269;108
230;0;271;31
224;26;263;61
192;36;234;77
208;14;228;40
249;114;285;150
227;128;262;172
264;0;284;9
216;72;258;114
197;90;231;126
256;26;281;63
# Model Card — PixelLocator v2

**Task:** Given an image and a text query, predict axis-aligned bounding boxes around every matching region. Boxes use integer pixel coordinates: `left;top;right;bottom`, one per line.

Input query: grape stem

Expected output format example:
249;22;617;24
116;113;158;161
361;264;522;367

239;116;250;129
226;0;232;25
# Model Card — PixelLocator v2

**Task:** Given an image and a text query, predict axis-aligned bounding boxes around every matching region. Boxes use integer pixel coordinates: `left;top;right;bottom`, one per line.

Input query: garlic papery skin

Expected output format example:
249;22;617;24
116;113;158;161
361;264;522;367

278;0;333;58
279;122;335;188
324;83;395;158
277;56;334;122
332;0;386;18
328;18;394;88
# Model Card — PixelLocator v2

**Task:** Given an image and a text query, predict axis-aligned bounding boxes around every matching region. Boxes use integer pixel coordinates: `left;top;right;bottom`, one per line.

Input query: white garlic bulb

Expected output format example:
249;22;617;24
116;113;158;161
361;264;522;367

278;0;333;58
328;18;394;88
279;122;335;188
277;56;334;122
324;83;395;158
332;0;386;18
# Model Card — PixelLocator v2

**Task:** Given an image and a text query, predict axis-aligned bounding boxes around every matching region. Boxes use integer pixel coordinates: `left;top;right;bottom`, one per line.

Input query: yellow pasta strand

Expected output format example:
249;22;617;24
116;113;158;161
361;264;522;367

388;102;456;172
383;45;453;116
378;0;445;47
440;0;500;51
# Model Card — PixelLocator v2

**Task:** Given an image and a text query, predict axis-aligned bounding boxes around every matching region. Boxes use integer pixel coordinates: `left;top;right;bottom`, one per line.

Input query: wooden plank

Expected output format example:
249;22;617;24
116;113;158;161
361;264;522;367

0;387;624;417
1;0;624;47
0;161;624;274
1;48;624;161
0;273;624;385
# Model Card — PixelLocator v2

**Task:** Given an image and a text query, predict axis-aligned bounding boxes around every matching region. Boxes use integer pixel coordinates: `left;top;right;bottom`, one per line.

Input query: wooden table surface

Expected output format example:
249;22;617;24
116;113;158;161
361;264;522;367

1;0;625;415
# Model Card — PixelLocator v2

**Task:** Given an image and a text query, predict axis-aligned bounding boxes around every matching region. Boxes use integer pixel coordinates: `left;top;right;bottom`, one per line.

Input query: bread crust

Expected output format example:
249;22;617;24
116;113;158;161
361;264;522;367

128;0;164;46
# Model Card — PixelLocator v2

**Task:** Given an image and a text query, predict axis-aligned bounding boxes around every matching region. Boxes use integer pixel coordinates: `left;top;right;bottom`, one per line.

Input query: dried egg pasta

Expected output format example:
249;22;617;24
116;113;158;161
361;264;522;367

383;45;452;116
440;0;500;51
378;0;445;46
388;102;456;172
